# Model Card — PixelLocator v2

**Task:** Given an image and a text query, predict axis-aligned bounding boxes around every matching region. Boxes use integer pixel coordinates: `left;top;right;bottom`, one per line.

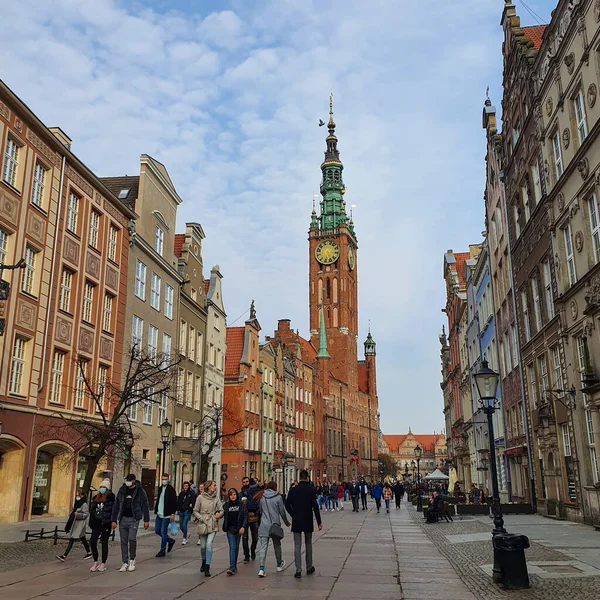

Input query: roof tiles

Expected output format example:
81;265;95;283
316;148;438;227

225;327;245;378
522;25;546;50
174;234;185;258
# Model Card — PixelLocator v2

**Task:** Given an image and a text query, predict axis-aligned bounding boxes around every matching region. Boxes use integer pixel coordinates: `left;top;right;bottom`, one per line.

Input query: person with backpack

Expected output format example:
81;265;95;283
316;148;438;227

111;473;150;572
154;473;177;558
393;481;405;508
57;488;92;562
89;479;115;572
329;482;339;511
285;469;322;579
239;476;260;562
177;481;196;545
257;481;290;577
222;488;248;575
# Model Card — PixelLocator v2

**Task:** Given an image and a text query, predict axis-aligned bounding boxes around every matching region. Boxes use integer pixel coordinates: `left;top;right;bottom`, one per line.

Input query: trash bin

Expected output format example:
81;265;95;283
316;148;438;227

492;533;530;589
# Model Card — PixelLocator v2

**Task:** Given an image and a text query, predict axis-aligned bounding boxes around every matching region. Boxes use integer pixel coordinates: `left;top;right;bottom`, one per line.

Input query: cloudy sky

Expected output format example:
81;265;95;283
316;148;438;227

0;0;554;434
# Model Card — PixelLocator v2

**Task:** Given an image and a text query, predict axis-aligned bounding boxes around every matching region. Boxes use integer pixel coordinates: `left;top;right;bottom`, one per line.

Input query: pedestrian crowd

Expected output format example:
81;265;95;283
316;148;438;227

56;471;405;579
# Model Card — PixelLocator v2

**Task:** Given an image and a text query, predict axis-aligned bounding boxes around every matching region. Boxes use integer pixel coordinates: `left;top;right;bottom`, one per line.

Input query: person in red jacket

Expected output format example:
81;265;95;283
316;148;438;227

337;483;344;510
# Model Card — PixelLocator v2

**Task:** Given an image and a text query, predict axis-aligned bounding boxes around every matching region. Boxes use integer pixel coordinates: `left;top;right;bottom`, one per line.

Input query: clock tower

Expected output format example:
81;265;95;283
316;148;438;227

309;96;358;385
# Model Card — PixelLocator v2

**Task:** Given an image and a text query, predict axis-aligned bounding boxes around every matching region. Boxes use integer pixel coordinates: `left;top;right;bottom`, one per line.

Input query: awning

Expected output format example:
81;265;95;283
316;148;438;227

424;468;449;480
504;445;527;456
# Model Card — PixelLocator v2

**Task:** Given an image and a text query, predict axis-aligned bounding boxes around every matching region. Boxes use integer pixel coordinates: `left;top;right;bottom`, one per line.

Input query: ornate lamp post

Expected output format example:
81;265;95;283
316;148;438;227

159;418;172;478
414;444;423;512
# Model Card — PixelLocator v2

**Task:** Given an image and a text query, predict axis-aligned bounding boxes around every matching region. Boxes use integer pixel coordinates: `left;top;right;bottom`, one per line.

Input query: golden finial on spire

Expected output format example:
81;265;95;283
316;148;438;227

328;92;336;129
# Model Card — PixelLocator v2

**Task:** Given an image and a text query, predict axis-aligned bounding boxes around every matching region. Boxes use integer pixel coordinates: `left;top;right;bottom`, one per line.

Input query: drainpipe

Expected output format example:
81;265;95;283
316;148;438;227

23;153;66;520
499;169;537;512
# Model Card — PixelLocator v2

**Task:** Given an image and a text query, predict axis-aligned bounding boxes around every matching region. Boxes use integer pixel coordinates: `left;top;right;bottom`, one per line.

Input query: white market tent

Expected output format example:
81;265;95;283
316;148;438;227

424;469;449;481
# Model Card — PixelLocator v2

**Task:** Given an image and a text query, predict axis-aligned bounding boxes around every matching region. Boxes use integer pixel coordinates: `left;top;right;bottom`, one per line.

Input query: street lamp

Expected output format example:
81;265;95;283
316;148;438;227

414;444;422;512
159;418;172;478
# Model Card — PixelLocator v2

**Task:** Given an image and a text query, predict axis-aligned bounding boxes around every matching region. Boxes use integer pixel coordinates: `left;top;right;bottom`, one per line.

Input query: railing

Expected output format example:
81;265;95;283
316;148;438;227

24;525;115;544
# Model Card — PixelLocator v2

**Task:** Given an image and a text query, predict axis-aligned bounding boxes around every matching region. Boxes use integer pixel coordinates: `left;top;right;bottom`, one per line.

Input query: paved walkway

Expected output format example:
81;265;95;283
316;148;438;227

0;501;474;600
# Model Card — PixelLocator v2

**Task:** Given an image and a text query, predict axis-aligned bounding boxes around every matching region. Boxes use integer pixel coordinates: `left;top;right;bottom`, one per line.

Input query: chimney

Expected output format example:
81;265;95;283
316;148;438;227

48;127;72;150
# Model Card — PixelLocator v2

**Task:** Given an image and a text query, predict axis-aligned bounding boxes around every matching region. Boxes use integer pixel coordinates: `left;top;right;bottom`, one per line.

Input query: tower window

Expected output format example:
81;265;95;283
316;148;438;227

326;278;331;300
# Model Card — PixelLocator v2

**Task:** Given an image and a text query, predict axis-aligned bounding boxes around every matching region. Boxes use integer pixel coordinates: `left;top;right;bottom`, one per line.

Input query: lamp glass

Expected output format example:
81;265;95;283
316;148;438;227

159;418;172;443
414;444;422;459
474;360;499;401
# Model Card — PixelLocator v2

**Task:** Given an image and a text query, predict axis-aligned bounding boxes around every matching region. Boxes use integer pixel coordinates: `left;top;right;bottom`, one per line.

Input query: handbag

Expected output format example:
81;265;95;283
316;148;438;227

263;497;284;541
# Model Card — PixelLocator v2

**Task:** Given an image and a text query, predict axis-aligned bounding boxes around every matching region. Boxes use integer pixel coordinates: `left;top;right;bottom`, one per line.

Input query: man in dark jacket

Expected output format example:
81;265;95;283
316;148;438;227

393;481;405;508
111;473;150;572
154;473;177;557
177;481;196;545
285;469;322;579
348;478;360;512
359;477;369;510
239;476;260;562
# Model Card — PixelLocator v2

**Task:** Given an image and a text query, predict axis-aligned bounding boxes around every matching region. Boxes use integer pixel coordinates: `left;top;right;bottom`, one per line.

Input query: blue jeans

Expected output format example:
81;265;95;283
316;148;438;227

155;516;174;552
199;532;216;565
227;531;241;570
178;511;191;538
385;499;391;510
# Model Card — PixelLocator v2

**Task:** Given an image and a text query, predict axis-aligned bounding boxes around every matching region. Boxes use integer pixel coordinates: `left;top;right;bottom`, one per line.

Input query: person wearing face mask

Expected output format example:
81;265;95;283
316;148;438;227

111;473;150;572
192;480;223;577
154;473;178;558
57;488;92;561
89;479;115;572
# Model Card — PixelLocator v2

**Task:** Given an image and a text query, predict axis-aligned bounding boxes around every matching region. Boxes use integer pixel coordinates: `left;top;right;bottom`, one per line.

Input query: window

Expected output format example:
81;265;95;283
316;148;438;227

189;326;195;362
2;136;20;187
586;406;599;483
49;350;65;404
158;392;168;424
0;228;10;265
577;336;586;383
527;364;537;408
514;205;521;238
126;396;138;421
564;225;576;285
503;334;511;375
164;284;174;319
108;225;118;262
589;195;600;264
574;90;588;143
521;290;531;342
542;262;554;320
59;269;72;312
522;183;530;222
148;325;158;361
97;365;108;413
135;260;146;300
155;226;164;256
178;368;184;404
74;360;88;409
245;391;250;410
532;162;542;203
162;333;172;363
175;419;182;437
143;396;153;425
103;294;113;332
562;423;571;457
184;421;191;438
82;282;94;323
21;245;37;295
531;278;542;332
179;321;187;355
538;355;549;396
553;131;563;179
88;211;100;248
196;331;203;365
195;376;201;410
132;315;144;347
186;372;193;407
31;160;47;208
66;192;79;233
9;337;27;395
150;273;161;310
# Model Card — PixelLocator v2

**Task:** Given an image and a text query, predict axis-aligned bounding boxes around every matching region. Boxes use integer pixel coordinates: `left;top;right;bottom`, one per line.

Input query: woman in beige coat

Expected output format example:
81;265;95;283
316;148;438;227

193;480;223;577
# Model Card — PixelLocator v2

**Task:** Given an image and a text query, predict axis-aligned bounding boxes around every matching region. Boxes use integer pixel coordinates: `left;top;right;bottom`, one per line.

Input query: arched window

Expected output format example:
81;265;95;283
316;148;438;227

318;279;323;304
333;307;339;327
326;278;331;300
333;278;338;303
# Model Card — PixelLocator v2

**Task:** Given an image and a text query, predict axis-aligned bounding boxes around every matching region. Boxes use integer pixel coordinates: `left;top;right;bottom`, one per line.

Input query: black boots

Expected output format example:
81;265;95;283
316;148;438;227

200;559;206;572
204;565;211;577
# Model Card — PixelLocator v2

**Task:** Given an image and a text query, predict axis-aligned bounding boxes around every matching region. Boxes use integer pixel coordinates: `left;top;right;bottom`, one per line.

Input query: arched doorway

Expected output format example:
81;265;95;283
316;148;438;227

32;442;74;517
0;435;26;523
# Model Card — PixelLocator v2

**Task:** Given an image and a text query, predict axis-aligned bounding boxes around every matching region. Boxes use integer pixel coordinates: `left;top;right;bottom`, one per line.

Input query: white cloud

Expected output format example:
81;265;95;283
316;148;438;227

0;0;553;434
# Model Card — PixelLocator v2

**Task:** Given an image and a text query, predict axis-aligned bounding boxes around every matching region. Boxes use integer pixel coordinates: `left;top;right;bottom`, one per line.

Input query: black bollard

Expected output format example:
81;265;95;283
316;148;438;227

492;533;530;589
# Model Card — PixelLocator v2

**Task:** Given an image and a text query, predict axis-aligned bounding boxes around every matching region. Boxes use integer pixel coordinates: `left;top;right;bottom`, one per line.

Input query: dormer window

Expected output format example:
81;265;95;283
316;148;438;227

118;189;130;200
155;225;164;256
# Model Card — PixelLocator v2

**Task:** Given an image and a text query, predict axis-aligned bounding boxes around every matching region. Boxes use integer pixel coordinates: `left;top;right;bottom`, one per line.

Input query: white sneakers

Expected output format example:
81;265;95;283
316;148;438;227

90;562;98;572
197;539;201;546
119;563;128;572
128;560;136;571
258;568;266;577
182;538;188;545
277;559;286;572
97;563;106;572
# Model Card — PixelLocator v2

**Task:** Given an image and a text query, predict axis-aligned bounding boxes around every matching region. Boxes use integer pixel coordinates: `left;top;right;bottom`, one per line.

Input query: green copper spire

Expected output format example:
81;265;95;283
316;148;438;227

316;306;330;359
310;194;319;229
318;95;348;231
364;323;376;356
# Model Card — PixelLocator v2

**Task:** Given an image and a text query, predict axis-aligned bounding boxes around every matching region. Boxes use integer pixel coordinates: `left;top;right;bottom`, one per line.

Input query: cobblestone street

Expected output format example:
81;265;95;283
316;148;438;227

1;500;600;599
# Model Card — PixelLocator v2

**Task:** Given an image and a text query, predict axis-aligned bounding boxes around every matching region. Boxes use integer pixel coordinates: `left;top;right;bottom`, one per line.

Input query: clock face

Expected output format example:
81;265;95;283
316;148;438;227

315;240;340;265
348;247;355;271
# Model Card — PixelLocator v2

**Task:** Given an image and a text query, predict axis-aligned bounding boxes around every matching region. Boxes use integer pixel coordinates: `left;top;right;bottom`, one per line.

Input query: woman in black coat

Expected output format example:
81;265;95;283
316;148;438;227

89;478;115;572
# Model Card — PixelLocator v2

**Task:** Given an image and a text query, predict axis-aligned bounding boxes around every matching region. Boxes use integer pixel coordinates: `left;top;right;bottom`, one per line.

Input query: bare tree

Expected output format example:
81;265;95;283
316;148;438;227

197;403;245;484
45;344;181;494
